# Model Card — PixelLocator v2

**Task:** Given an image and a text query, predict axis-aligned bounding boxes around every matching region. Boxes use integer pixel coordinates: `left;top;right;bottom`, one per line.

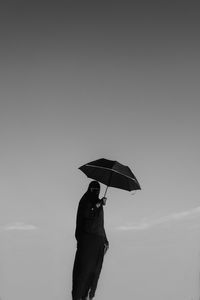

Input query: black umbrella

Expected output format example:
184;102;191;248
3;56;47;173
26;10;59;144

79;158;141;196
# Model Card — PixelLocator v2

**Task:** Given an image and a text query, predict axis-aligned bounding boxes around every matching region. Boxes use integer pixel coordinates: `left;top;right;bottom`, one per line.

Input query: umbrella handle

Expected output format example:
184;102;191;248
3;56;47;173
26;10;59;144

104;186;109;197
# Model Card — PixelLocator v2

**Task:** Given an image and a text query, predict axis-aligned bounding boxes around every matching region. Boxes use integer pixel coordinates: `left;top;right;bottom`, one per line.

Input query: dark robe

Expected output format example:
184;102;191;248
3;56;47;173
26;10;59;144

72;190;108;300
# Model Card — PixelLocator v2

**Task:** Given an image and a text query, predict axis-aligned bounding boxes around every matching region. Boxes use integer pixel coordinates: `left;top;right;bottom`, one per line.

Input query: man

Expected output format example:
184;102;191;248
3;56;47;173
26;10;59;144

72;181;109;300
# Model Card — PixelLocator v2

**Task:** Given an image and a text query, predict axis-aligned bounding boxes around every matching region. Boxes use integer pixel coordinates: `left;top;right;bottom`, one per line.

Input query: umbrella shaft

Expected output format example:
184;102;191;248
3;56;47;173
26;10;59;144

104;186;109;197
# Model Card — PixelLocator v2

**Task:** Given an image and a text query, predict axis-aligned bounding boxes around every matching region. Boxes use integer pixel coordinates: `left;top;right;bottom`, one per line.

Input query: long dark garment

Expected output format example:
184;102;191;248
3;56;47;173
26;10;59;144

72;183;108;300
72;234;105;299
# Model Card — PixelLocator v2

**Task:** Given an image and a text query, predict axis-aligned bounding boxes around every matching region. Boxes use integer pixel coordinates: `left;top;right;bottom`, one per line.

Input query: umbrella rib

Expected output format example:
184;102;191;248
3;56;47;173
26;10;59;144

84;164;137;182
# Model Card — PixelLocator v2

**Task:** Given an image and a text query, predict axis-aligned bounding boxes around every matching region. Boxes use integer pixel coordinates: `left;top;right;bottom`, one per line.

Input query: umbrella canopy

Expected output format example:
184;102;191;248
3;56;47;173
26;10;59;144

79;158;141;195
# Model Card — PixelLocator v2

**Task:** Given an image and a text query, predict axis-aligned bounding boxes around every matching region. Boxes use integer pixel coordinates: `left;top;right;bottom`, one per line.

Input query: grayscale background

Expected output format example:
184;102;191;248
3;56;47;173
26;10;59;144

0;1;200;300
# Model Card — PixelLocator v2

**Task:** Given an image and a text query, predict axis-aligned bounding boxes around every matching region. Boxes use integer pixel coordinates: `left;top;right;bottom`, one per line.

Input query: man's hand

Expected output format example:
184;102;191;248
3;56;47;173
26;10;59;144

101;197;107;206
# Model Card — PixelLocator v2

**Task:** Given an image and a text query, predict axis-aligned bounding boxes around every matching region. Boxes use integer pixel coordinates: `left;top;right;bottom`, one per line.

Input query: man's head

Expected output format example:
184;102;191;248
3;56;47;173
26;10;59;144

88;180;100;196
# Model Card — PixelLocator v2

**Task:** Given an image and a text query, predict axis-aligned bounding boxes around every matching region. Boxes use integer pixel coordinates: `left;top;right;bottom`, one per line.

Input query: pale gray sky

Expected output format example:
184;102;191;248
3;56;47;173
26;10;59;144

0;1;200;300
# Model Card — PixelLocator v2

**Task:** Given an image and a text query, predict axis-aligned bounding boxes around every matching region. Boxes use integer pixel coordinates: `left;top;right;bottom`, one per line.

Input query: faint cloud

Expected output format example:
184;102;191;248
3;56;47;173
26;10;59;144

2;222;38;231
117;206;200;231
118;222;150;231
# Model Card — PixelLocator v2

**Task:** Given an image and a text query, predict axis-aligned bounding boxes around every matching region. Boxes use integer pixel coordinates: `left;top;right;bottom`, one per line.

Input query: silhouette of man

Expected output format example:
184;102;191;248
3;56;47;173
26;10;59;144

72;181;109;300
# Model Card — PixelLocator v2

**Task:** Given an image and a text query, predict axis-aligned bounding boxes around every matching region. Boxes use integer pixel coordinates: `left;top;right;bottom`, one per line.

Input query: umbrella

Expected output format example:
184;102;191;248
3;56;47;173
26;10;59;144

79;158;141;196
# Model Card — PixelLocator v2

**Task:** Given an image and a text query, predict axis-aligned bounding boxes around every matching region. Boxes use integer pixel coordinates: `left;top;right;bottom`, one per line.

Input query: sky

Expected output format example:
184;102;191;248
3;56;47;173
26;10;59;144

0;1;200;299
